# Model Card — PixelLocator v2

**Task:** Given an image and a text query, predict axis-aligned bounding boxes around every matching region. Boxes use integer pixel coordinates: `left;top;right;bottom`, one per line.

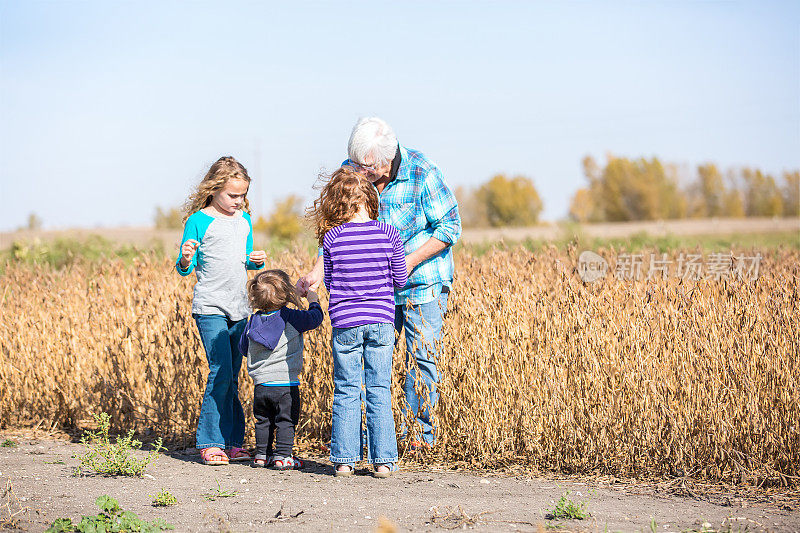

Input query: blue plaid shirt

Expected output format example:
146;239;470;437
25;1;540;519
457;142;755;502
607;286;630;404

344;145;462;305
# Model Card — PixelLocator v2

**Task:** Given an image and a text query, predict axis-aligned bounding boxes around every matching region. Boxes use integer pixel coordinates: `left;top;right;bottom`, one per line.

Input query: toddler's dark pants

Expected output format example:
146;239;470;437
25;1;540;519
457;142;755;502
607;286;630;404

253;385;300;459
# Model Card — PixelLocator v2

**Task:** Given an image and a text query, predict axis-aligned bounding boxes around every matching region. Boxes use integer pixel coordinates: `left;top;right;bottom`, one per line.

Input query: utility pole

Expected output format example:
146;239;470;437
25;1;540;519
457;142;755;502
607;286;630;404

253;138;263;222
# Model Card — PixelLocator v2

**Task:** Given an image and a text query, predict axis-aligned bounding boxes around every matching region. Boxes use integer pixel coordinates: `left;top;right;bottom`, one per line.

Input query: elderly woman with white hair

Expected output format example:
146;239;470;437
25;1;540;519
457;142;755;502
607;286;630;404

299;117;462;448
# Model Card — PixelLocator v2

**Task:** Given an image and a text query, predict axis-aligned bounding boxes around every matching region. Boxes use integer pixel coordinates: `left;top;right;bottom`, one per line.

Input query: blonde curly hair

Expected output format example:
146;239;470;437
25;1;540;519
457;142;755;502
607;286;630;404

183;156;252;222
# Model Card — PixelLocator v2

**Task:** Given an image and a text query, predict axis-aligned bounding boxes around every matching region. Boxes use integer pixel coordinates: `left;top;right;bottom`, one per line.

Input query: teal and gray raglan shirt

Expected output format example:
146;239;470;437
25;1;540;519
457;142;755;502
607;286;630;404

175;210;263;321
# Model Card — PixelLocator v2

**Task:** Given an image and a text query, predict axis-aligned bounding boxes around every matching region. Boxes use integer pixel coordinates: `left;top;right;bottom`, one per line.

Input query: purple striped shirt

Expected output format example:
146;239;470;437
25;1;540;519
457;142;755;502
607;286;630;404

323;220;408;328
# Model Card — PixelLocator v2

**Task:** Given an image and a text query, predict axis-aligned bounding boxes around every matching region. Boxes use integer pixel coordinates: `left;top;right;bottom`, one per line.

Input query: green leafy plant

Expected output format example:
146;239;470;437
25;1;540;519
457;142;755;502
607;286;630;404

73;413;163;477
45;495;173;532
150;489;177;507
8;235;156;269
202;480;237;501
545;491;590;520
1;439;18;448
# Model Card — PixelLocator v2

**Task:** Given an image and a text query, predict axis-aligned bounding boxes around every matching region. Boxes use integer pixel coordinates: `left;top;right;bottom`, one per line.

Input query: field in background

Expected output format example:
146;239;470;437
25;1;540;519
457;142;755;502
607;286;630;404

1;241;797;485
2;216;797;255
463;216;800;242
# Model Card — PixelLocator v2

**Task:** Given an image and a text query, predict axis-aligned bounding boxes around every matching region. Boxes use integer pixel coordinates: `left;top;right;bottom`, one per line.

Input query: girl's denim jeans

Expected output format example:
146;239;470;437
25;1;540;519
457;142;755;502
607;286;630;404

330;322;398;466
193;314;247;450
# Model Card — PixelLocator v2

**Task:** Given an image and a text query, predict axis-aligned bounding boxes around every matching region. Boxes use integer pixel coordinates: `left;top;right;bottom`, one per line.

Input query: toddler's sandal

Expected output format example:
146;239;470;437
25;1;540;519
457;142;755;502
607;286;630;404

271;456;304;471
334;463;354;477
373;462;397;479
252;455;272;468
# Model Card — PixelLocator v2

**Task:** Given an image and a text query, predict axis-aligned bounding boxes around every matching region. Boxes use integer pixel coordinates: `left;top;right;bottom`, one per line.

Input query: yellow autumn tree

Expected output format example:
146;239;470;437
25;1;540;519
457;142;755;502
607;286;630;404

254;195;305;240
474;174;543;226
154;206;183;229
568;188;596;223
573;154;685;222
782;170;799;217
693;163;726;217
742;168;783;217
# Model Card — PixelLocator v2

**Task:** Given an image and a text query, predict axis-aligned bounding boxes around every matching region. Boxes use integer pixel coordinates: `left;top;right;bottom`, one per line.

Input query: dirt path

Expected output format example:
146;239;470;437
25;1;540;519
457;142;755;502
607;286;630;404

1;438;797;532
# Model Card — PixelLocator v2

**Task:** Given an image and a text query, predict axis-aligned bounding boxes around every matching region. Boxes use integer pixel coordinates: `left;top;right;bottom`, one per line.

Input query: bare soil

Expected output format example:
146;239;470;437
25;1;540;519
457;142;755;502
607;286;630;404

1;437;797;532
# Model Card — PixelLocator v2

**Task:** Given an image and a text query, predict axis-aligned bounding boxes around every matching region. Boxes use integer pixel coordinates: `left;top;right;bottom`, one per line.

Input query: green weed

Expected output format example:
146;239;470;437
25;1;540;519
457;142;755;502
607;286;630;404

545;491;590;520
73;412;163;477
45;494;173;532
150;489;177;507
202;480;237;501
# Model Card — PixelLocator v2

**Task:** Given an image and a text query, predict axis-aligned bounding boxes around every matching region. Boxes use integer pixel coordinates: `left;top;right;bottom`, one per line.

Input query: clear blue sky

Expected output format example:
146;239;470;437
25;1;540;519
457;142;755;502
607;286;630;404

1;1;798;230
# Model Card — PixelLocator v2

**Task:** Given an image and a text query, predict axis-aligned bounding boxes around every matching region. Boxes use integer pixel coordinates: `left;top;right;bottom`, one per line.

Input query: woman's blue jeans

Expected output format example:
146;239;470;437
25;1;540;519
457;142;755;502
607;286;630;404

395;289;449;445
330;322;397;466
193;314;246;450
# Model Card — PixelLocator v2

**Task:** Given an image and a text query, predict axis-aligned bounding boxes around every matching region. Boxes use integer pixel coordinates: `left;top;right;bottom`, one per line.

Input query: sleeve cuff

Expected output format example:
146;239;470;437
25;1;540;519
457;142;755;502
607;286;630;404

176;260;193;276
432;228;456;246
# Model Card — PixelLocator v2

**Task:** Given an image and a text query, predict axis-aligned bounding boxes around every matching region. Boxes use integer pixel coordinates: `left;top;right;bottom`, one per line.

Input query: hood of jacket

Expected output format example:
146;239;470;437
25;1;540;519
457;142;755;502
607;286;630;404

246;311;285;350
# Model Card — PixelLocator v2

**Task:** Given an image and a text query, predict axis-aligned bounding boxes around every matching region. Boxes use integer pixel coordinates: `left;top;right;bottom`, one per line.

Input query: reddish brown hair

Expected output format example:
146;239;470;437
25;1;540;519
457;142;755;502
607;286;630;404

307;166;379;245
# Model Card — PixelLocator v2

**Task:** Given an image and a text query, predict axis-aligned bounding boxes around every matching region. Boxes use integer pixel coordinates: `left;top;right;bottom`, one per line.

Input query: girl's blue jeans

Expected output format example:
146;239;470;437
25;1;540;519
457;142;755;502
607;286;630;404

394;288;449;445
193;314;246;450
330;322;397;466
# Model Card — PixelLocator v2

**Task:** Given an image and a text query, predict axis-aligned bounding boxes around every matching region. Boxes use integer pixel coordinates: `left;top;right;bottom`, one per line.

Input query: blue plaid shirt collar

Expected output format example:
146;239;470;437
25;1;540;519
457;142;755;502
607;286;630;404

393;145;410;182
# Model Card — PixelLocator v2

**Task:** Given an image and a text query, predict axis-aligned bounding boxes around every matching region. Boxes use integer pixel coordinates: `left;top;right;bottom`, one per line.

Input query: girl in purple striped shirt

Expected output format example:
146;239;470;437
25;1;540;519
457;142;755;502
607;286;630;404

308;166;408;478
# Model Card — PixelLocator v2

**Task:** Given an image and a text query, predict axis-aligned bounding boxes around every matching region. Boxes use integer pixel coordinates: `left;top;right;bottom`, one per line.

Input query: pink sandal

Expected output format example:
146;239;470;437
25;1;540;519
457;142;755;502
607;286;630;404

226;447;253;463
200;447;229;466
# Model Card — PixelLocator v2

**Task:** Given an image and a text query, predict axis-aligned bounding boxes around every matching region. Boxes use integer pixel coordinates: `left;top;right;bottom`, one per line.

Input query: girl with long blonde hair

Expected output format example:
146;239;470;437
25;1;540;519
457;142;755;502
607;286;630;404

176;156;266;465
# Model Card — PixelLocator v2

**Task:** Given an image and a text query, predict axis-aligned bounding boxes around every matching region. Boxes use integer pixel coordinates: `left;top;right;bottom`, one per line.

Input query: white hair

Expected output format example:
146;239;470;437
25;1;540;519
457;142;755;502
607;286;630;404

347;117;397;167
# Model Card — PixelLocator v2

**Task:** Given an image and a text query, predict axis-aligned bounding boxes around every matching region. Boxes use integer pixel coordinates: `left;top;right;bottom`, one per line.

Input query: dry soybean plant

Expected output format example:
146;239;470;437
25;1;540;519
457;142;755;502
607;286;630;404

0;245;797;483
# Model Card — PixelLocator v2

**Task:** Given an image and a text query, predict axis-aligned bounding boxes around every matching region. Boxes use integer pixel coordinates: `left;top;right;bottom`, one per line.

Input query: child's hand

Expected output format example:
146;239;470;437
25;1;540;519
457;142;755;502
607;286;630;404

305;289;319;303
249;250;267;265
180;239;199;267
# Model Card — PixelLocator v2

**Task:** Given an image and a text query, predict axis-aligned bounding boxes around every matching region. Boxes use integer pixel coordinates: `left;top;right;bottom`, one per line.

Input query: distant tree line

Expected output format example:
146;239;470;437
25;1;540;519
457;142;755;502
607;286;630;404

569;155;799;222
153;197;306;241
154;175;545;235
152;156;799;235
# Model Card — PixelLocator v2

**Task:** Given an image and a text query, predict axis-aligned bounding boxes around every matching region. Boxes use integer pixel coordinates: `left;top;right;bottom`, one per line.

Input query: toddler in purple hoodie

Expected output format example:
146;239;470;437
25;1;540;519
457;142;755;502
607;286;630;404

238;269;324;469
